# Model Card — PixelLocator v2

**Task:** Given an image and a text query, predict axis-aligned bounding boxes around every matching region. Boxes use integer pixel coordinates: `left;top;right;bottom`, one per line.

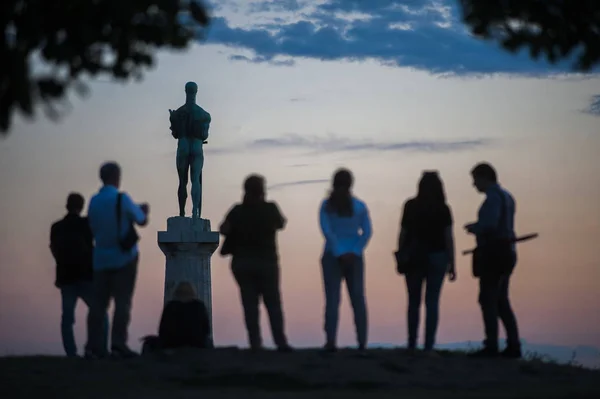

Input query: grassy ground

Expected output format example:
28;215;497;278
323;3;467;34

2;347;599;398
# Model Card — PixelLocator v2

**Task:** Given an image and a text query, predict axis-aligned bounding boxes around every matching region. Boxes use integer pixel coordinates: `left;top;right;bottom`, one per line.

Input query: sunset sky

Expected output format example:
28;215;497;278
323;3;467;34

1;0;599;356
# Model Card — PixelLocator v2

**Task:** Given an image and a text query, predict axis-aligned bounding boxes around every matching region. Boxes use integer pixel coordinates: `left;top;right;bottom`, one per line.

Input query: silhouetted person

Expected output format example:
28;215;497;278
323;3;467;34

219;174;292;352
141;282;211;354
464;163;521;359
85;162;149;359
159;282;211;348
397;171;456;354
319;168;372;352
50;193;108;357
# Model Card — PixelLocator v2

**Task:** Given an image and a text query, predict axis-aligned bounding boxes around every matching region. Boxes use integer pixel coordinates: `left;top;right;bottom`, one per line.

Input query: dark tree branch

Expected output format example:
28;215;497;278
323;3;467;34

0;0;210;135
459;0;600;71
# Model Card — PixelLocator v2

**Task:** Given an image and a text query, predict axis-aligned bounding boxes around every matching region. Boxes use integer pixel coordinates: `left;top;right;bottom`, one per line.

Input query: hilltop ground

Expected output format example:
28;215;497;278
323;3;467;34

2;347;599;398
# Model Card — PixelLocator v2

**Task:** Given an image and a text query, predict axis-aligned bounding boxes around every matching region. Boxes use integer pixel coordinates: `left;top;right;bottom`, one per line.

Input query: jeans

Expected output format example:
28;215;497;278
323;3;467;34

321;252;368;347
231;256;288;349
404;251;448;350
60;281;109;357
478;253;520;351
86;257;138;354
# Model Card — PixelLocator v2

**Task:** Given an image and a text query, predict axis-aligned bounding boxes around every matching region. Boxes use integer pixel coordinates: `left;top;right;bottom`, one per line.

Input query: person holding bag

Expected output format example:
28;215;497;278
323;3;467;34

396;171;456;354
319;168;372;353
85;162;149;359
218;174;292;353
464;162;521;359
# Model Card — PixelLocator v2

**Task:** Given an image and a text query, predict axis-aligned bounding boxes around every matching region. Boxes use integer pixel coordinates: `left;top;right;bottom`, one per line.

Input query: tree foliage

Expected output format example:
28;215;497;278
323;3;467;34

459;0;600;72
0;0;209;134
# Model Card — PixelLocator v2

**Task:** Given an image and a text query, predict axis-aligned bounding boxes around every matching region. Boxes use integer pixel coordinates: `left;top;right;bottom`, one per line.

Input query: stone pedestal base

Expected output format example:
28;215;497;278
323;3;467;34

158;216;219;346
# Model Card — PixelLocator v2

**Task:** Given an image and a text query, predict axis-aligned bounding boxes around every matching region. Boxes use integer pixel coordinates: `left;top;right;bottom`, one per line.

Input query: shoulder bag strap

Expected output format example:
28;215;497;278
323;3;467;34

116;192;122;239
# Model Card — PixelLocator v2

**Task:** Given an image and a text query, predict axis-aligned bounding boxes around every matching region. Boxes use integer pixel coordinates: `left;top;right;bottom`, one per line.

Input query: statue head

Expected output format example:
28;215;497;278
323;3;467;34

185;81;198;93
184;81;198;104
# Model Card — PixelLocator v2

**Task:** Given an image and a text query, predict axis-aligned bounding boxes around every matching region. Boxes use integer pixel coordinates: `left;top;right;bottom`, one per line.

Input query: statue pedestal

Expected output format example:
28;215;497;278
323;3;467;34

157;216;220;346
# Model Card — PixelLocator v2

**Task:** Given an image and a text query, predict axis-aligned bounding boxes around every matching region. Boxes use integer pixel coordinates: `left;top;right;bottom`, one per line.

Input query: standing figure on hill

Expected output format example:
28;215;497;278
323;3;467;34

169;81;211;218
85;162;150;359
319;168;372;352
396;171;456;355
218;174;293;352
464;162;522;359
50;193;108;357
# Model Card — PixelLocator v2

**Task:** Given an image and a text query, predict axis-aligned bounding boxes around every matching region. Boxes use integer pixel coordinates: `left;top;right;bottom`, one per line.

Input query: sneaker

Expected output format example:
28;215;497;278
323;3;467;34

468;347;499;358
422;350;441;358
356;344;369;358
84;350;108;360
501;346;522;359
321;342;337;353
277;344;294;353
111;346;139;359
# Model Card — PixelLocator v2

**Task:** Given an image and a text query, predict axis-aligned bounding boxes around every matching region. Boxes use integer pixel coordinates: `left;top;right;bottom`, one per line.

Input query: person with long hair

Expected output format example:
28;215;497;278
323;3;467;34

218;174;293;352
319;168;372;352
397;171;456;354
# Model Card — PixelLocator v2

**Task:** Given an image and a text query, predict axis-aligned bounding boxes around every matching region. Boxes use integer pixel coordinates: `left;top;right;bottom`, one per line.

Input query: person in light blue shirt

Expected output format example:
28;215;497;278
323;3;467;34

84;162;149;359
319;168;372;352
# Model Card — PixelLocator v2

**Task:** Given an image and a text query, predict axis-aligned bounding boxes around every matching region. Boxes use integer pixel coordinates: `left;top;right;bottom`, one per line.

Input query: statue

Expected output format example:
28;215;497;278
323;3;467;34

169;82;211;218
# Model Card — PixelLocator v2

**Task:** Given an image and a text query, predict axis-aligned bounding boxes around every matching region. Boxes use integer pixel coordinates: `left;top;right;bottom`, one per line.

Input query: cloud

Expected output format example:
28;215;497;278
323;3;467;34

202;0;600;76
228;54;295;66
268;178;329;190
206;133;491;155
248;133;490;153
247;0;304;13
583;95;600;116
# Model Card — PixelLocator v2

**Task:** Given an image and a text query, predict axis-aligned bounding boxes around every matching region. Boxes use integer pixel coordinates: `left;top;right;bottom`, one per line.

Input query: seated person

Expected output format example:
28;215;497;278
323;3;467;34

142;282;211;354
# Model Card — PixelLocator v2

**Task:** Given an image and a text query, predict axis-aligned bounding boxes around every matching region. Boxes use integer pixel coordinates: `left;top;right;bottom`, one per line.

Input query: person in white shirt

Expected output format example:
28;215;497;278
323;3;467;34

84;162;149;359
318;168;372;352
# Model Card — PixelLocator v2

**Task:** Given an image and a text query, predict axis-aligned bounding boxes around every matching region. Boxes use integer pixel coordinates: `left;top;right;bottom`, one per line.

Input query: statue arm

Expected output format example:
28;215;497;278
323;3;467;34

169;109;178;139
201;112;211;141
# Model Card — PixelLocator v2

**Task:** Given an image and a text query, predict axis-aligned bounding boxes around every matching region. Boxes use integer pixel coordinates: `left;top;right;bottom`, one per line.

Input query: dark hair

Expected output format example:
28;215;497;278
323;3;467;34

416;171;446;205
99;162;121;184
66;192;85;212
471;162;497;183
326;168;354;217
243;174;265;205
